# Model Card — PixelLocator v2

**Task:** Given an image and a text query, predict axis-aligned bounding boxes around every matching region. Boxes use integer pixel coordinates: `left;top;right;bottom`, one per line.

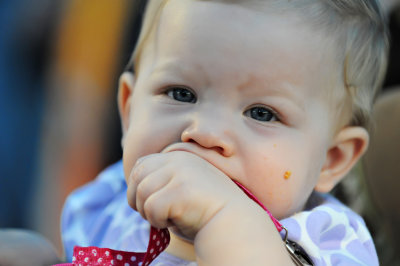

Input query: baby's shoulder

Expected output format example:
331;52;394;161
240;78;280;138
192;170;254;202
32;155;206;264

61;160;149;259
281;193;378;265
64;160;126;210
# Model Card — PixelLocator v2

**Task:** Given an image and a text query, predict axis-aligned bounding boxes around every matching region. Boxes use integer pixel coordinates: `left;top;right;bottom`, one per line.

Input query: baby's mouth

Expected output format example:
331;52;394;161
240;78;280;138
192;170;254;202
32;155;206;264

162;142;205;156
161;142;239;183
161;142;220;168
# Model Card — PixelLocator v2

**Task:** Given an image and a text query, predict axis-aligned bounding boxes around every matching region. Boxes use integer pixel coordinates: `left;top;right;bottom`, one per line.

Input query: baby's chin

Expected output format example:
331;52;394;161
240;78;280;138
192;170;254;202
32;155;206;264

276;191;323;220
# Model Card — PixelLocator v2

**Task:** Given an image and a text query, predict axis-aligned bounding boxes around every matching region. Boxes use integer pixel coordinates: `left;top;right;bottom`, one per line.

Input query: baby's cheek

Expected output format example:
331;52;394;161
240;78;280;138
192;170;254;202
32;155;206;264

250;157;309;219
246;164;287;213
261;179;297;218
276;170;316;218
122;118;177;179
122;137;153;183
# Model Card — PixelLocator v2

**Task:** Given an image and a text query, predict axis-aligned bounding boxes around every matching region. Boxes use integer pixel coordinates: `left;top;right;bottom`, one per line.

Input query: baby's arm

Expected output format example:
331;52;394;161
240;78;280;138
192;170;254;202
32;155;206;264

194;193;292;265
127;151;294;265
0;229;61;266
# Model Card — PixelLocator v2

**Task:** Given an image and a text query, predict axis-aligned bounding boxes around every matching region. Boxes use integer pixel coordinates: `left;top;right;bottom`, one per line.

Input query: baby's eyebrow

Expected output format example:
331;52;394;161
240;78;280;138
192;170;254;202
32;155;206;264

150;59;181;75
152;58;202;75
272;84;306;112
238;76;306;111
149;59;208;86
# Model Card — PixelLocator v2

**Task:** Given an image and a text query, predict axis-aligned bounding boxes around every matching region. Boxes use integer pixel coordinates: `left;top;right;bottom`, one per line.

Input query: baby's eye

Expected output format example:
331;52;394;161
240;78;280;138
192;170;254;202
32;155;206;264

244;106;279;122
166;87;196;103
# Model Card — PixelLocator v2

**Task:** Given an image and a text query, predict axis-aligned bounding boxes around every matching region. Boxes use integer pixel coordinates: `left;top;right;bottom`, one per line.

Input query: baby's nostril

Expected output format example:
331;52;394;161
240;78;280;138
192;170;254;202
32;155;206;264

212;146;224;155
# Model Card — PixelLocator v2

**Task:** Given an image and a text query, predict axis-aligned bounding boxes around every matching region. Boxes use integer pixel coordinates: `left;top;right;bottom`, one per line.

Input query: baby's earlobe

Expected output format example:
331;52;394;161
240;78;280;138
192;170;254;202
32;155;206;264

315;126;369;193
118;72;136;134
314;169;335;193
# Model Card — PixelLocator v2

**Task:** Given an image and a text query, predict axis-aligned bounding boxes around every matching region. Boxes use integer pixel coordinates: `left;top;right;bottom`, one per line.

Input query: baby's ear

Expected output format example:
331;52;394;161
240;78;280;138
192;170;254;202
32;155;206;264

117;72;136;135
315;126;369;193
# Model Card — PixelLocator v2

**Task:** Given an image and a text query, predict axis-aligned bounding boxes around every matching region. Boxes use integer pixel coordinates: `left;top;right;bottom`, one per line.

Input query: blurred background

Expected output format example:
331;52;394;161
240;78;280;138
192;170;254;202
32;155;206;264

0;0;399;264
0;0;145;255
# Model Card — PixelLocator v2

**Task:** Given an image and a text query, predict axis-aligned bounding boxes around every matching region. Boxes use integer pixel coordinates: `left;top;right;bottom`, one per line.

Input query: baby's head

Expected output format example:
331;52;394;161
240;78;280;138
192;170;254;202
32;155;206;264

118;0;388;218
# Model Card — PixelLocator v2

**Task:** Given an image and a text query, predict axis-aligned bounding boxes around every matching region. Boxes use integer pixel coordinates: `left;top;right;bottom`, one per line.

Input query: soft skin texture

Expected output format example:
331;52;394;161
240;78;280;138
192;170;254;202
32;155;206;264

118;0;369;264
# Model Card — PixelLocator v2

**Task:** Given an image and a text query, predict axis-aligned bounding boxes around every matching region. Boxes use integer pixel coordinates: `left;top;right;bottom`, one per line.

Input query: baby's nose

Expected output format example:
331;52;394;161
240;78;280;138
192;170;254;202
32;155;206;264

181;117;234;157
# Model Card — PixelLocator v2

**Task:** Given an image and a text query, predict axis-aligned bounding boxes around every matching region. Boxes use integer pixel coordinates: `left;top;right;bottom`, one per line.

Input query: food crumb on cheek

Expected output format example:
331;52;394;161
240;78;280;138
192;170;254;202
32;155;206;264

284;171;292;180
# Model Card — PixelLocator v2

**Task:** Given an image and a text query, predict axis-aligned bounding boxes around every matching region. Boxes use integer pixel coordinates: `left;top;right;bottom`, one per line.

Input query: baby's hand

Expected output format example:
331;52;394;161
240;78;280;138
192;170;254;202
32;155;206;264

126;151;243;240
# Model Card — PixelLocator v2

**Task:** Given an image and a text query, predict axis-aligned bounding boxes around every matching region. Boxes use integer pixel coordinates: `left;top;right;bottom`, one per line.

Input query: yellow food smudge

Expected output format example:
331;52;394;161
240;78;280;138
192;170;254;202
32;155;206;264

284;171;292;180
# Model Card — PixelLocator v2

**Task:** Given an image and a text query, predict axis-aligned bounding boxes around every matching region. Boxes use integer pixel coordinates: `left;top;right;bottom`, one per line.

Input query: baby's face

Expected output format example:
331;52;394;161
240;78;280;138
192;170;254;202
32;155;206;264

122;0;339;218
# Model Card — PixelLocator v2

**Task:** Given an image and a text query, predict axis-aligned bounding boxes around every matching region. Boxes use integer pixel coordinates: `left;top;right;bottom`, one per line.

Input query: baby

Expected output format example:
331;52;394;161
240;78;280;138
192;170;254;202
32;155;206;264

61;0;388;265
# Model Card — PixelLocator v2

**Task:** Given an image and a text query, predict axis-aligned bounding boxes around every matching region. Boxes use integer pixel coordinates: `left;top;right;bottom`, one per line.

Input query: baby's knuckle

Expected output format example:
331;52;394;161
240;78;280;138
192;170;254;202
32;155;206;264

132;164;144;180
142;199;153;218
143;198;163;225
171;177;191;196
169;204;185;222
136;182;149;202
126;190;136;209
136;180;146;195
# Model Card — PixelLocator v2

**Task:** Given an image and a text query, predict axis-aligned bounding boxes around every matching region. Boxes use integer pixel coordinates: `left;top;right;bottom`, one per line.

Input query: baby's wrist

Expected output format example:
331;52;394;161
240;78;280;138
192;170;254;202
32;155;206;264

194;197;273;257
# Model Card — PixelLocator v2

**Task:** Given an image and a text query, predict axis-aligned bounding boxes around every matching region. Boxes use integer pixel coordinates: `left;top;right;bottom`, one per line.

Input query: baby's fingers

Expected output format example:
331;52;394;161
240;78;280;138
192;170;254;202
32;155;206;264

142;188;175;229
127;167;172;220
126;154;165;208
142;180;212;239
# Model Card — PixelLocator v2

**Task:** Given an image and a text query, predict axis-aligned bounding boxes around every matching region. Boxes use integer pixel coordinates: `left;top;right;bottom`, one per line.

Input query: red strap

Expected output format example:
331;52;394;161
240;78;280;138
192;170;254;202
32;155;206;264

55;227;170;266
54;181;281;265
233;180;283;232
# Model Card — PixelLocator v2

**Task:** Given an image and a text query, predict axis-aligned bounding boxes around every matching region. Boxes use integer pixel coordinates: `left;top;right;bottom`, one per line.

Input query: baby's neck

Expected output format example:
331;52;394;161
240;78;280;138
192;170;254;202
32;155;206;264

165;231;196;262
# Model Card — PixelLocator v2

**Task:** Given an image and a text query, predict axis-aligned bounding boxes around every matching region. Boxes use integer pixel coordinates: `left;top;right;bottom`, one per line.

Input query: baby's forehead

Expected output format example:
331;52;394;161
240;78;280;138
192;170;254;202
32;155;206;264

150;4;341;96
141;0;342;85
139;0;343;63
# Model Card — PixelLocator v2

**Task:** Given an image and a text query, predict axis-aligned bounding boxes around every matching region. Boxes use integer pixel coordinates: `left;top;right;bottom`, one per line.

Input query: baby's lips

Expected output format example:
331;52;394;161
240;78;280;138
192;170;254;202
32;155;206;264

160;142;237;180
160;144;175;154
160;142;193;154
161;144;215;167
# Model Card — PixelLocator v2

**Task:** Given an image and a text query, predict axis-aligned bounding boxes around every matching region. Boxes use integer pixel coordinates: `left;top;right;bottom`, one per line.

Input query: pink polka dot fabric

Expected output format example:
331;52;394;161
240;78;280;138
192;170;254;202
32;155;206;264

54;227;170;266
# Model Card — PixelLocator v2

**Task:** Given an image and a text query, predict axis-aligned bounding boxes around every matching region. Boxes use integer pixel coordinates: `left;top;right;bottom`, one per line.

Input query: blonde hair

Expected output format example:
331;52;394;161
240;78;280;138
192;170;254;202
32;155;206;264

128;0;389;128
